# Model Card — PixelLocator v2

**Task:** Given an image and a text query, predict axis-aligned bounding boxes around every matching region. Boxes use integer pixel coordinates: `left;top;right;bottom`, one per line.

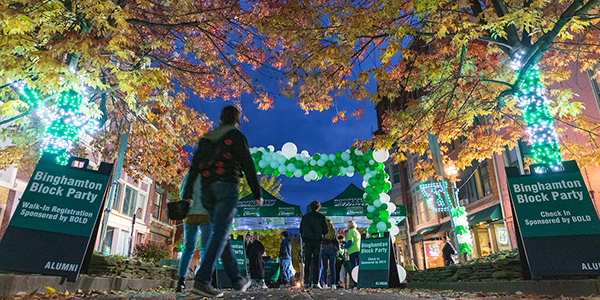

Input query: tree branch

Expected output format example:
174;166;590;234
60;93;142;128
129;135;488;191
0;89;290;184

126;19;207;29
489;0;521;46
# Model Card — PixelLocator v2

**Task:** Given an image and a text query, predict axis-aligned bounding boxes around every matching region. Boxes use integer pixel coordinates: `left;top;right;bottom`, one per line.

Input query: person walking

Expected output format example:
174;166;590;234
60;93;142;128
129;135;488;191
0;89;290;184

345;220;361;288
183;105;263;298
246;232;267;289
278;231;294;287
176;171;211;293
442;235;457;266
335;235;347;288
300;201;328;289
321;219;338;289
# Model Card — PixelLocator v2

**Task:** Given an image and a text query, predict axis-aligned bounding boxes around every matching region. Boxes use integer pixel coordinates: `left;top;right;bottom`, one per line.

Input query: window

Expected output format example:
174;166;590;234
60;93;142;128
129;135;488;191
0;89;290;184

418;201;427;223
137;193;147;219
119;230;130;256
457;160;492;204
103;228;114;255
504;146;520;168
112;182;123;211
392;164;400;184
153;191;163;220
122;186;138;217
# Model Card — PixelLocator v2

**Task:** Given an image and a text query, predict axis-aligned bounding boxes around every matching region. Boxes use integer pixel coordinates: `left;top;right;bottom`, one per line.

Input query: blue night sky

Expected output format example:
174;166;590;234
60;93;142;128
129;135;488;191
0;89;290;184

186;92;377;213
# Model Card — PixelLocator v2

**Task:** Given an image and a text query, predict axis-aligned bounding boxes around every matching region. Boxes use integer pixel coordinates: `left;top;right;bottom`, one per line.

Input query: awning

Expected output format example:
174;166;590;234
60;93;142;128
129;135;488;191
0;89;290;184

468;204;502;226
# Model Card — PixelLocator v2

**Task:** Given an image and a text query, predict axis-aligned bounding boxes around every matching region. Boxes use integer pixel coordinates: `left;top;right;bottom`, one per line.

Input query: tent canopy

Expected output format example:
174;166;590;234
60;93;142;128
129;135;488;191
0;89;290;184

234;187;302;230
308;183;407;228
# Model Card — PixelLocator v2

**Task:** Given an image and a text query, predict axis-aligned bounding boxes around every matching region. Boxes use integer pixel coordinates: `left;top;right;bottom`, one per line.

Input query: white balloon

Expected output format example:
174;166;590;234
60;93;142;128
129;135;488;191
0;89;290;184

309;160;317;166
390;225;400;236
281;142;298;159
354;149;363;155
373;199;382;207
339;167;347;174
363;174;372;181
308;170;318;180
367;205;375;213
267;145;275;152
380;193;391;203
363;193;368;198
369;159;375;165
294;169;303;177
317;159;326;167
391;235;396;243
328;154;335;161
397;265;407;283
351;266;359;283
387;202;397;213
373;149;389;163
376;221;387;232
347;166;355;173
269;161;280;168
278;155;287;164
303;174;311;182
301;150;310;157
362;181;368;188
258;147;265;152
346;172;354;177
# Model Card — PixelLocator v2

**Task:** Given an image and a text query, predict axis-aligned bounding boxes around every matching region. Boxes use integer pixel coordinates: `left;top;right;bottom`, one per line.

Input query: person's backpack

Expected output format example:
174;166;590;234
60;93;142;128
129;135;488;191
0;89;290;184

195;136;235;180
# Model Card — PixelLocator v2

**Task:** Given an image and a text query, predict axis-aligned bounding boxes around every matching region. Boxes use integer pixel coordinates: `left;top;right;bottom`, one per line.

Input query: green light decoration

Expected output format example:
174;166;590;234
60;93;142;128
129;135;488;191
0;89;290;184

513;53;562;171
13;83;98;165
451;206;473;254
418;181;451;212
250;143;397;234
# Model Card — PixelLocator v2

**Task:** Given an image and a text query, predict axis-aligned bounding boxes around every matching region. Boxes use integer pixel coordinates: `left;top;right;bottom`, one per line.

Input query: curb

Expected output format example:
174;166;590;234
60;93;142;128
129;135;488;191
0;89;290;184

0;274;176;297
406;280;600;297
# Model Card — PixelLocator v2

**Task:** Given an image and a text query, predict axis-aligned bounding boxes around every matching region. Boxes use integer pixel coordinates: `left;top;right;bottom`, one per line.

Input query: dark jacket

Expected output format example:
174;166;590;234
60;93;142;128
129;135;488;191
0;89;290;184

300;211;328;243
321;236;339;250
279;237;292;260
442;241;457;265
246;240;265;279
183;125;260;200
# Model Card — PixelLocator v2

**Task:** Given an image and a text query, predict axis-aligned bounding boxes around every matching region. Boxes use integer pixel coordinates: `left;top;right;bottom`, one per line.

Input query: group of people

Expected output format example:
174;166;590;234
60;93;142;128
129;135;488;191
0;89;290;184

174;105;364;298
300;201;361;289
244;230;295;289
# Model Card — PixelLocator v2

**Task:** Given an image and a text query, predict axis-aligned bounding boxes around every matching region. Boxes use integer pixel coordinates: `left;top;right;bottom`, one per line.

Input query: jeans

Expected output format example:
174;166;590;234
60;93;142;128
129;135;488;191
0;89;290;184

280;258;293;283
349;252;360;285
194;182;242;285
178;222;211;278
303;241;321;285
321;246;336;286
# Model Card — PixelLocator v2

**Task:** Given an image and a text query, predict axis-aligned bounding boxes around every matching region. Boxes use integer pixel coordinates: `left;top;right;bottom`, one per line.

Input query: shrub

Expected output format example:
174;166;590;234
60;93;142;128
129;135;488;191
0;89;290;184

133;241;172;264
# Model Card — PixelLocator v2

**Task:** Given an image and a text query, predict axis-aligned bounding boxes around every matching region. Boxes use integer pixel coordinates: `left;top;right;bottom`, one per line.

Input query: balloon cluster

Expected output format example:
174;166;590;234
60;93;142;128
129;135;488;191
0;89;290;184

250;142;400;234
451;206;473;254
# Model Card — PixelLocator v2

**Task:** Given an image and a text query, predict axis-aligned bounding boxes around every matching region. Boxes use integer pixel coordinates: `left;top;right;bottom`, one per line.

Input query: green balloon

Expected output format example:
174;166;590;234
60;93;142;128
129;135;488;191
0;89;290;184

320;166;329;173
264;166;273;175
374;185;384;194
368;177;378;186
342;161;349;167
380;203;388;210
313;154;321;160
326;161;333;168
334;157;343;165
295;160;304;169
285;171;293;178
331;165;340;175
325;173;332;178
384;182;392;191
376;162;384;170
384;173;390;179
359;169;366;176
312;165;320;171
365;186;373;194
368;226;377;234
371;193;380;200
380;210;390;219
367;212;374;219
336;151;342;158
290;157;297;163
362;197;369;204
302;166;311;174
356;161;366;170
373;216;380;223
387;221;392;229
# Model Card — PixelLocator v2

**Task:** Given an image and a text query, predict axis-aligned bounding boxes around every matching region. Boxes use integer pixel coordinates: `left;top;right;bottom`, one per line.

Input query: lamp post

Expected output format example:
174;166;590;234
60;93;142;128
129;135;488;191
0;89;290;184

444;164;463;263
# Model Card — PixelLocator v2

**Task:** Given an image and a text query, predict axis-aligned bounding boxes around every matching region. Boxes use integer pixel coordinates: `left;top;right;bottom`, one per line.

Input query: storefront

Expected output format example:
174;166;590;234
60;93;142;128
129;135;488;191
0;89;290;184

468;204;511;258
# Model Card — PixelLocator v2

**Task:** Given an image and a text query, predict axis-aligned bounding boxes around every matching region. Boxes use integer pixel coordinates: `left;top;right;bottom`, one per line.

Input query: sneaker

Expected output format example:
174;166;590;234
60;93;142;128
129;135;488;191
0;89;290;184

233;277;252;292
331;284;337;290
323;284;328;289
261;284;268;290
190;282;224;298
304;284;310;289
175;278;186;293
317;283;323;289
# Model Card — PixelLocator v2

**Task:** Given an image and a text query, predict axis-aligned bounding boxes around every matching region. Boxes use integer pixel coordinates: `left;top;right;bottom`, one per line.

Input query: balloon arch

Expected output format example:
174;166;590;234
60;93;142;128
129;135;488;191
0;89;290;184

250;142;399;236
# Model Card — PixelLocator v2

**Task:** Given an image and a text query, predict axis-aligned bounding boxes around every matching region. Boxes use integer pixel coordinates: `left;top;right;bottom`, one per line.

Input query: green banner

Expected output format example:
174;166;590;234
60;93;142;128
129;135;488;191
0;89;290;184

8;163;109;237
508;171;600;238
358;237;390;288
217;240;246;271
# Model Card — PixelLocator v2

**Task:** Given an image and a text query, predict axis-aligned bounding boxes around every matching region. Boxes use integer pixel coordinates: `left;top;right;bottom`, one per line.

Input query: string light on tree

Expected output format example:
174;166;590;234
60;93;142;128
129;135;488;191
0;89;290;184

511;55;562;172
418;182;451;212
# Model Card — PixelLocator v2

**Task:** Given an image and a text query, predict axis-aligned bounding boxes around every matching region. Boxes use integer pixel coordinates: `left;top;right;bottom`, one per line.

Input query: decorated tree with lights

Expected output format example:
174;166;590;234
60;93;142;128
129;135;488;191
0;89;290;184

0;0;283;184
258;0;600;176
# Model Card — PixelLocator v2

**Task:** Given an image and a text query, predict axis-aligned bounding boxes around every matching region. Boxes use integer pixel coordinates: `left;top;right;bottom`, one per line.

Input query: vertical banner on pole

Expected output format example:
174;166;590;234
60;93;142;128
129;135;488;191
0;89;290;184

0;156;112;281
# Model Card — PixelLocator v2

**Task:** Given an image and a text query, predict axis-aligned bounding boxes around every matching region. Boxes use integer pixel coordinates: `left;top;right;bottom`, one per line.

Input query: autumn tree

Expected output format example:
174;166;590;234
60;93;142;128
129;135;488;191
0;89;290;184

258;0;600;177
0;0;281;184
239;175;283;199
